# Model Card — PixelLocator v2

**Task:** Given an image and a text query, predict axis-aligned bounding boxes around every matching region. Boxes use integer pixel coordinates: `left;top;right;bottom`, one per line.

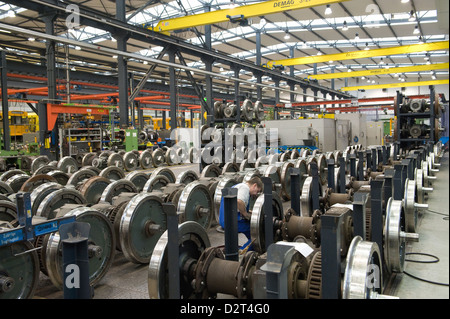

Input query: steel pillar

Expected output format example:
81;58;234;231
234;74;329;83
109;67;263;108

0;51;9;151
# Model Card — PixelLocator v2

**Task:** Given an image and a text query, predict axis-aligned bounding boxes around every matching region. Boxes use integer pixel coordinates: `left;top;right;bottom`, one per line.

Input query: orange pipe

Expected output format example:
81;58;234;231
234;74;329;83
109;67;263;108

70;92;120;101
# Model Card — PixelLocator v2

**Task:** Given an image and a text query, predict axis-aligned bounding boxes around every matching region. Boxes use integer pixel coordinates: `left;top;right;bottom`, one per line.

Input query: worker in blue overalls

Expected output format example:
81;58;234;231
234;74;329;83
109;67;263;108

219;177;263;251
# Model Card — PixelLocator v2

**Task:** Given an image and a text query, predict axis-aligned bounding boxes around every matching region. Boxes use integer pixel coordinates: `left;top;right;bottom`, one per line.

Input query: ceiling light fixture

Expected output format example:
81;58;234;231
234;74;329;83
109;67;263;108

342;21;348;31
325;4;332;15
409;10;416;22
413;25;420;35
354;33;360;41
284;32;291;40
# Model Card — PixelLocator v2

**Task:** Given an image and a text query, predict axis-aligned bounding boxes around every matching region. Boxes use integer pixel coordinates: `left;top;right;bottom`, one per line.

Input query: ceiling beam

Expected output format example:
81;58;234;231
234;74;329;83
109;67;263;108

341;79;449;91
1;0;352;99
267;41;450;68
152;0;350;33
308;63;449;80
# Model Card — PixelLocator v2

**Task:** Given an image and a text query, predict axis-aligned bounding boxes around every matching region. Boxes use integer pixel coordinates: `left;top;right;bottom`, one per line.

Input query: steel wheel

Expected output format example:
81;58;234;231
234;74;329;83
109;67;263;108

36;187;87;220
99;179;138;204
79;176;111;205
177;181;213;229
250;191;284;253
125;171;149;192
119;193;166;264
0;241;39;299
148;221;210;299
343;236;383;299
45;207;115;289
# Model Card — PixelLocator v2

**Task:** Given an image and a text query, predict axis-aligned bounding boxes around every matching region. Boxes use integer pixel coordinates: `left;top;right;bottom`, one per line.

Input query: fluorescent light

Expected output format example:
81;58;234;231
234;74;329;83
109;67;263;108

401;0;410;3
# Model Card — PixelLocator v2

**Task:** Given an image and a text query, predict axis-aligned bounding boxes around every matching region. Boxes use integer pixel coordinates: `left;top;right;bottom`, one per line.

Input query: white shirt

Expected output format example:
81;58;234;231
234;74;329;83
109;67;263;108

234;183;250;207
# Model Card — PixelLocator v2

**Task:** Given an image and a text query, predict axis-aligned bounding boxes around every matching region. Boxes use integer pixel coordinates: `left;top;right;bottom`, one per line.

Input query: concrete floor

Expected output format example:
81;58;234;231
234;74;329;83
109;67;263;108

32;155;449;299
391;153;449;299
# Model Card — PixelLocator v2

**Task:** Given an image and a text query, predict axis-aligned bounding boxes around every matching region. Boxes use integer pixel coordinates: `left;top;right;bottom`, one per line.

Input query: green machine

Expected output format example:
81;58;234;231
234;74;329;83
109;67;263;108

125;129;138;151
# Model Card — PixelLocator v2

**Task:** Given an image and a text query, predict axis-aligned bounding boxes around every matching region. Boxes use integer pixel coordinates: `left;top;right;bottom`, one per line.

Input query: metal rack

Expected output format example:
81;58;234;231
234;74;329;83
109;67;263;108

60;127;103;157
395;87;441;152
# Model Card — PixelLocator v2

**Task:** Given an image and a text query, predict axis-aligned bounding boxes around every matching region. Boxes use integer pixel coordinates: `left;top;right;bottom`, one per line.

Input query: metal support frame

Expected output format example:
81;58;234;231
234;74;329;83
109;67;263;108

168;48;177;131
60;222;92;299
310;162;321;211
0;50;9;151
116;0;129;128
393;164;403;200
393;142;399;161
223;187;239;262
1;193;75;246
383;169;394;209
1;0;353;103
371;148;377;172
402;158;414;180
327;158;335;191
164;203;180;299
321;208;352;299
262;177;274;252
357;151;365;181
366;150;372;173
382;146;388;166
349;154;356;178
370;180;384;263
129;46;169;103
234;67;240;110
290;168;300;215
377;147;383;167
263;243;296;299
338;157;346;194
352;191;368;240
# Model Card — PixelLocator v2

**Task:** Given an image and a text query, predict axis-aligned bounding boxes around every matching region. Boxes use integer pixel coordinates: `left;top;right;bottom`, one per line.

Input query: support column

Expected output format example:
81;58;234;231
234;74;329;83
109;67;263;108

234;66;240;108
203;5;213;124
255;30;263;100
41;12;58;102
0;51;9;151
116;0;129;128
169;48;177;131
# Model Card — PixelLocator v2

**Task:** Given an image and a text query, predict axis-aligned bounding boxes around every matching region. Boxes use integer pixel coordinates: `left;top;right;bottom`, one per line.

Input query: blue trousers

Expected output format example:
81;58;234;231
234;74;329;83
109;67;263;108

219;197;253;251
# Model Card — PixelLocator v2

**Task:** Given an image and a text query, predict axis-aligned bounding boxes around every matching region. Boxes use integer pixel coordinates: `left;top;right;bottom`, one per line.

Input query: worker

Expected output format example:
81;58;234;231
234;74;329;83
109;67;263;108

218;176;263;251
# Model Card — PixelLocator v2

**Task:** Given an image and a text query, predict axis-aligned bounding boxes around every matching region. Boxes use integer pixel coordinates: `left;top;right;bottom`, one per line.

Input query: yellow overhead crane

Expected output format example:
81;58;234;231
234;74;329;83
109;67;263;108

308;62;450;80
151;0;350;34
341;79;449;92
266;41;449;68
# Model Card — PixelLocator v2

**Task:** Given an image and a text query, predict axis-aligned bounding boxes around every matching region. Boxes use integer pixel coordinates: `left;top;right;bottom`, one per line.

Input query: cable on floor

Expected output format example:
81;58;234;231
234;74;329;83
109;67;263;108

405;252;439;263
424;209;449;221
404;252;449;287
